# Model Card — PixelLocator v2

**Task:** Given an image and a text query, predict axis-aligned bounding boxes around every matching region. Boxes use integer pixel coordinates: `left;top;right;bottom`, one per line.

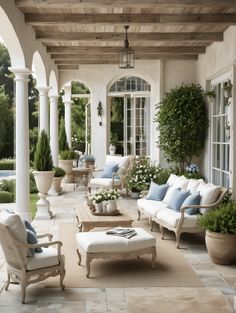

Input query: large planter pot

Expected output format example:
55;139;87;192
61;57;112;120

205;231;236;265
33;170;54;220
58;159;74;183
48;177;63;196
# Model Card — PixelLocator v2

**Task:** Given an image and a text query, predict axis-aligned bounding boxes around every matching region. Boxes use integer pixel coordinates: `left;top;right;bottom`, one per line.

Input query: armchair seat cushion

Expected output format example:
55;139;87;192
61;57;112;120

90;177;121;188
137;198;167;216
26;246;61;271
155;209;200;228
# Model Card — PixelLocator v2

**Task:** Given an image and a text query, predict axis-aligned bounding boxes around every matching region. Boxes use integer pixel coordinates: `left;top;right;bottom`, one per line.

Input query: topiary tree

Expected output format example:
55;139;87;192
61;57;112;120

34;130;53;171
155;84;208;172
59;117;69;151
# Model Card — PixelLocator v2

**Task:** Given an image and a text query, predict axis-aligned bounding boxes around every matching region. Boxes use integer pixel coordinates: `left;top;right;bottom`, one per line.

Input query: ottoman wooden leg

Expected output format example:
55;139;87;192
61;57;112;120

76;248;82;265
151;246;157;268
86;254;92;278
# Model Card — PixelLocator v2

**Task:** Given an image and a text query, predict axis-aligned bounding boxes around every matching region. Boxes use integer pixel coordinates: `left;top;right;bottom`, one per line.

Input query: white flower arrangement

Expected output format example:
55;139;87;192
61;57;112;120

89;189;120;203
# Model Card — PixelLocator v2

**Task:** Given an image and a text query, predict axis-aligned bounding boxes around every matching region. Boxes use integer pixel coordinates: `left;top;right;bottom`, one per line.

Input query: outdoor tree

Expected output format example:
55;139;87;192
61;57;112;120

155;84;208;172
34;130;53;171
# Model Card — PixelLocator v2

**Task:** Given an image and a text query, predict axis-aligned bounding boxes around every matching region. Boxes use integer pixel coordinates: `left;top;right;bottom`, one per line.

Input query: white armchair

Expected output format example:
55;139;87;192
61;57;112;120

89;155;134;193
0;212;65;303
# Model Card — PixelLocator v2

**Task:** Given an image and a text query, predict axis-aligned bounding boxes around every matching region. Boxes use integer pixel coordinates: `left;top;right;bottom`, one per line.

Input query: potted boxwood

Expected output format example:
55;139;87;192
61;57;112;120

48;167;65;196
197;202;236;265
58;150;75;183
33;130;54;219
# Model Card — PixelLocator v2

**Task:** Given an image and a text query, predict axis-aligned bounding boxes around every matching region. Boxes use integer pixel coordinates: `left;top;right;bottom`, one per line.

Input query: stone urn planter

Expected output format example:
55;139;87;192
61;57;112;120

33;170;54;219
205;231;236;265
58;159;74;183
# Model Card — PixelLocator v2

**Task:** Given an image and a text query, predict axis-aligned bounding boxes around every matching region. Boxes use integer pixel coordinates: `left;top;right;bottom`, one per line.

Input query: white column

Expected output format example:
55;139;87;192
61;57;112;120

10;68;31;221
64;100;72;149
37;86;50;134
49;95;59;166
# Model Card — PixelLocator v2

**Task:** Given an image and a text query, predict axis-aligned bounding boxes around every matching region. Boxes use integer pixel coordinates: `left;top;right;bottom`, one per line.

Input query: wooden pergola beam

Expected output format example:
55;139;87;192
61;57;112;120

51;53;199;60
16;0;236;8
49;46;205;55
58;65;79;70
54;54;198;64
37;31;223;42
47;46;207;54
26;13;236;25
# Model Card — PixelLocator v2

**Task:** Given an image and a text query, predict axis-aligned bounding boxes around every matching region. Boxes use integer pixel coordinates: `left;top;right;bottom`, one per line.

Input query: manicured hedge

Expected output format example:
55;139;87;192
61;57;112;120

0;191;13;203
0;160;15;170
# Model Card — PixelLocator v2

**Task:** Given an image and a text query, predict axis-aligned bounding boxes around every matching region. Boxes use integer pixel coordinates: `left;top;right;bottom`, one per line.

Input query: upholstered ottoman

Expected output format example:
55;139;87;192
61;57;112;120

76;227;157;277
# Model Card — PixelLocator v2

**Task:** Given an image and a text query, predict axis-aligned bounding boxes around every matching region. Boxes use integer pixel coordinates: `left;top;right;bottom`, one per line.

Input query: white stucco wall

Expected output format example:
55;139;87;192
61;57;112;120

60;60;161;168
197;26;236;196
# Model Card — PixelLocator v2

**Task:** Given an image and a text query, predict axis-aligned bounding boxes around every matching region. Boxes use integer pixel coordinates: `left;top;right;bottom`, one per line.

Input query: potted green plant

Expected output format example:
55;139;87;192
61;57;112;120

48;167;65;195
33;130;54;219
128;163;152;199
197;202;236;265
58;150;75;183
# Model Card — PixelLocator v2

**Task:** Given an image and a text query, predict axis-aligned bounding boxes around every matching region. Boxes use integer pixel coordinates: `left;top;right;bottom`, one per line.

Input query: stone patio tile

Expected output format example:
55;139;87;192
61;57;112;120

85;298;107;312
196;270;230;288
106;288;126;303
35;301;85;313
0;305;37;313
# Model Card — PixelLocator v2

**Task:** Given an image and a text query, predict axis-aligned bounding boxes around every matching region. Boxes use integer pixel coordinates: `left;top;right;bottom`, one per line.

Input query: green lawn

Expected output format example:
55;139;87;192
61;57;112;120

30;193;39;218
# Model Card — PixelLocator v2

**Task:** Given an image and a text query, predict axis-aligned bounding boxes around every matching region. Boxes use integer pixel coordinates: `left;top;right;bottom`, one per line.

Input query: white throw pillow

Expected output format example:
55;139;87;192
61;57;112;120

167;174;178;186
187;179;204;194
172;176;189;190
106;155;130;169
197;183;221;214
163;186;176;204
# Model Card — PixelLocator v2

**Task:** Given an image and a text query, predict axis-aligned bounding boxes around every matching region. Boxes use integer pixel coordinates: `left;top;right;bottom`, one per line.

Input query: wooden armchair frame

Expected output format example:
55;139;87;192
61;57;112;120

0;224;65;303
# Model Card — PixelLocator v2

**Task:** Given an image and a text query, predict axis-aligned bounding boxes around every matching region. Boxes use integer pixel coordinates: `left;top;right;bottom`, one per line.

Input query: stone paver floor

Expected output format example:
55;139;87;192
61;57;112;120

0;184;235;312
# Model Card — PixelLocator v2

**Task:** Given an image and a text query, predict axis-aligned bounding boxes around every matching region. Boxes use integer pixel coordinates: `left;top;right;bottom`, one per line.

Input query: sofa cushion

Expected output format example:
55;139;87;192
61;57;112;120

0;212;28;264
182;192;201;215
167;189;190;211
146;182;169;201
76;227;156;253
167;174;178;186
26;246;60;270
196;183;221;214
101;163;119;178
106;155;130;169
137;198;167;216
163;186;176;204
90;177;121;188
172;176;189;190
187;179;204;194
156;209;200;228
24;220;42;253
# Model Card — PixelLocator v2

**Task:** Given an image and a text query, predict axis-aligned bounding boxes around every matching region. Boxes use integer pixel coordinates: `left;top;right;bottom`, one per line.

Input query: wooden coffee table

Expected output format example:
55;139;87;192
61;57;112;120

75;202;133;232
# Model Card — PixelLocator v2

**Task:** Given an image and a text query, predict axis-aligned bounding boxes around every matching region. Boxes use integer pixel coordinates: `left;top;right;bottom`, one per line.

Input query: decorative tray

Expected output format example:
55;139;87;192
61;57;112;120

89;205;121;216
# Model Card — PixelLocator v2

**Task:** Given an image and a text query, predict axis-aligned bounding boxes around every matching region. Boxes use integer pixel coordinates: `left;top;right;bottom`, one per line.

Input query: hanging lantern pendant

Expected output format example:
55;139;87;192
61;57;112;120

118;25;135;69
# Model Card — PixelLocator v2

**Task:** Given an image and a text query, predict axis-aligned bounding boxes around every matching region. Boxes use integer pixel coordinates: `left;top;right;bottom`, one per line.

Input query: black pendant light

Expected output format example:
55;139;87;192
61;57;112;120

118;25;135;69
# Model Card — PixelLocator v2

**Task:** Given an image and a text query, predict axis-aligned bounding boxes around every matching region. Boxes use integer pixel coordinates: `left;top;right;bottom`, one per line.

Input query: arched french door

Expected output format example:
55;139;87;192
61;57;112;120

108;76;151;156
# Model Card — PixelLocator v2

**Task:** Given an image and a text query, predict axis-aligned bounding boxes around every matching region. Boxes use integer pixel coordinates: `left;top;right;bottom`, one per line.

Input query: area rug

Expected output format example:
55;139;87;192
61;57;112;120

46;222;202;288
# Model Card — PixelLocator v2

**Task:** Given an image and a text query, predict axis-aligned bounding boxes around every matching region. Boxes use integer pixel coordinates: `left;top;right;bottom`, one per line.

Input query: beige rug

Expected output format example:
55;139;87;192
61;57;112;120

47;222;202;288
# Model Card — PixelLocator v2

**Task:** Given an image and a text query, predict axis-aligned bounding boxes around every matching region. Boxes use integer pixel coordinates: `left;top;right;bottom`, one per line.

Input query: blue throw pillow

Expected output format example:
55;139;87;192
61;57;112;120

24;220;42;253
27;230;38;256
167;189;190;211
101;163;119;178
146;181;169;201
182;192;201;215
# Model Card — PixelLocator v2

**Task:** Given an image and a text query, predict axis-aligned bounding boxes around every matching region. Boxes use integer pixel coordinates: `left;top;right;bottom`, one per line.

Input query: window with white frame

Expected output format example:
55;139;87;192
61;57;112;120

210;76;231;188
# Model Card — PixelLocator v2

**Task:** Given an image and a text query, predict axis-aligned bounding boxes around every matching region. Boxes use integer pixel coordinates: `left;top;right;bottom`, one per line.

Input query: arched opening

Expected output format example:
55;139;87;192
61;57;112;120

108;76;151;156
49;70;58;96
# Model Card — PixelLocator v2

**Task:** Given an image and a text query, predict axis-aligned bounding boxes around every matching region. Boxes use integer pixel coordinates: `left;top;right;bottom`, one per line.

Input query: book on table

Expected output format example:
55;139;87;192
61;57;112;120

106;227;137;239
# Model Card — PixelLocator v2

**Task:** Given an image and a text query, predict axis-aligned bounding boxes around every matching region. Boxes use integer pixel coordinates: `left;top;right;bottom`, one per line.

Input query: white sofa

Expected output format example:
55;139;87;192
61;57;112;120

137;174;227;248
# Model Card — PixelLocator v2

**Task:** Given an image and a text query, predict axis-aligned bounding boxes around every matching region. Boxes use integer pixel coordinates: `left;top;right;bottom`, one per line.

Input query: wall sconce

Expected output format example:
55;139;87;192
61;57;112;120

97;101;102;126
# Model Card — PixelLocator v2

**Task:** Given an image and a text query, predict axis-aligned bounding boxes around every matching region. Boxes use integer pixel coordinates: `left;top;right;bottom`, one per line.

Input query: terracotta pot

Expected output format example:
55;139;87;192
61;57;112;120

205;231;236;265
58;159;74;183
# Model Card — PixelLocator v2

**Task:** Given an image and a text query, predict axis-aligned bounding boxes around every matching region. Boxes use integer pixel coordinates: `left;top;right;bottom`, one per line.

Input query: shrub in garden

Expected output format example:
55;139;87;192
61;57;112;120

0;191;13;203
